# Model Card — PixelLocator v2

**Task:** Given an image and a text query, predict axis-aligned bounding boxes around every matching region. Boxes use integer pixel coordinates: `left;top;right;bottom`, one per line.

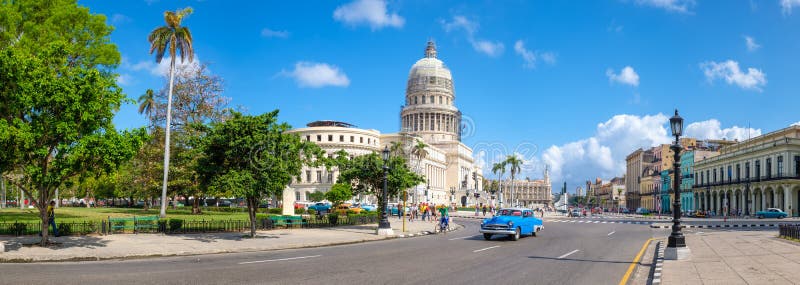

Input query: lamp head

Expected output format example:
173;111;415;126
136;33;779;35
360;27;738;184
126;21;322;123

670;109;683;138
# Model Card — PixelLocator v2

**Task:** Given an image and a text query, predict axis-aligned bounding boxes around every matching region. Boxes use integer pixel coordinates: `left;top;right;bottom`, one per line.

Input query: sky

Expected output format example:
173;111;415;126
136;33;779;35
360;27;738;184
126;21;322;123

81;0;800;193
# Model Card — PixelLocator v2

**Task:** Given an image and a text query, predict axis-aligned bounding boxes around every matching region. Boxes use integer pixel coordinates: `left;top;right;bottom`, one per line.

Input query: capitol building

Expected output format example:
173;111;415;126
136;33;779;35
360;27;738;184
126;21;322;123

283;41;486;211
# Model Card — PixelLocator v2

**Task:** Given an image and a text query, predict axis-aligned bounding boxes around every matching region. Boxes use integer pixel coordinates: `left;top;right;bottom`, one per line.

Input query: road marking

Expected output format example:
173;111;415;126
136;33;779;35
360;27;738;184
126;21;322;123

607;231;616;236
557;249;580;259
594;221;600;223
602;221;608;224
238;255;321;265
449;235;478;240
570;220;576;223
618;238;654;285
473;246;500;253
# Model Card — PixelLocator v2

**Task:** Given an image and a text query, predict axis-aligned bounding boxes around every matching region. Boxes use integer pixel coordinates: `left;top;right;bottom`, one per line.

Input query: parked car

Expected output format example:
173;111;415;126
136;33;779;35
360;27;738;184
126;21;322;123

635;207;650;215
359;204;377;211
387;204;410;216
334;203;362;215
755;208;788;219
569;209;581;217
308;202;332;213
621;208;630;214
479;208;543;241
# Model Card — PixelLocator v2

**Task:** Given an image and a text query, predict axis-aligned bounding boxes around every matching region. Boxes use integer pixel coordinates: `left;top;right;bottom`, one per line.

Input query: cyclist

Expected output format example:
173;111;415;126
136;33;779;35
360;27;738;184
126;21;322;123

438;206;449;231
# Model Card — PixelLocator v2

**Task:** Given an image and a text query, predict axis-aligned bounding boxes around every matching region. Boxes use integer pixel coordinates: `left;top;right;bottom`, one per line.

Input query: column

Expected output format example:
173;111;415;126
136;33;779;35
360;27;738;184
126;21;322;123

761;190;766;211
784;186;791;214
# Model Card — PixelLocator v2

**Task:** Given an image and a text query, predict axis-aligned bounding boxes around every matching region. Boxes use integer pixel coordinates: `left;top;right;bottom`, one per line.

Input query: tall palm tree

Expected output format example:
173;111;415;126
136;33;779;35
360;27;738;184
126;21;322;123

148;7;195;218
411;139;428;202
491;162;506;207
137;89;156;119
502;155;523;207
390;141;405;157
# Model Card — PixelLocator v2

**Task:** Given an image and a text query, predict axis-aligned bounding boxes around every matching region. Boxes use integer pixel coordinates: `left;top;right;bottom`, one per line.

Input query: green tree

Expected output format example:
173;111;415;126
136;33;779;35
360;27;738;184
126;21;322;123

148;7;195;218
492;162;507;206
337;153;424;221
501;155;523;207
326;183;352;209
0;44;146;246
307;191;326;202
197;111;323;237
138;89;156;120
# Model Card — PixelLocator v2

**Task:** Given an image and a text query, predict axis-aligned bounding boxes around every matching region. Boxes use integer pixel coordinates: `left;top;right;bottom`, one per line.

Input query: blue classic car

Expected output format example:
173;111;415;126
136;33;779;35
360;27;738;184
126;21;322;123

480;208;543;241
756;208;788;219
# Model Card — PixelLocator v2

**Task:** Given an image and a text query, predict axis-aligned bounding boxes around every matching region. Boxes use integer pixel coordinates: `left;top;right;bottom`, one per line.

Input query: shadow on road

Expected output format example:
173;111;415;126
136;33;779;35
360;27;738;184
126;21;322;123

527;255;631;264
178;232;281;243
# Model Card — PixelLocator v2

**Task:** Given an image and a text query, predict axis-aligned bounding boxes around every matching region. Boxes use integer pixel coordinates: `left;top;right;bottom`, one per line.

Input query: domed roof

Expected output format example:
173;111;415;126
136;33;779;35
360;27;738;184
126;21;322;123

408;41;452;80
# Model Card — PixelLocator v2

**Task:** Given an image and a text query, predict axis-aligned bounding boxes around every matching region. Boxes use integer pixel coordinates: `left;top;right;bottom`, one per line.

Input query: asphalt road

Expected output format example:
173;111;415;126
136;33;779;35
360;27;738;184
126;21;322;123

1;218;665;285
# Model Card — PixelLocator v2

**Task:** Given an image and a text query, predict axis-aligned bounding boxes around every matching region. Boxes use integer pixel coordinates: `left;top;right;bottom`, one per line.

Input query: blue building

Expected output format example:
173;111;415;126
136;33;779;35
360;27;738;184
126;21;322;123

680;151;695;213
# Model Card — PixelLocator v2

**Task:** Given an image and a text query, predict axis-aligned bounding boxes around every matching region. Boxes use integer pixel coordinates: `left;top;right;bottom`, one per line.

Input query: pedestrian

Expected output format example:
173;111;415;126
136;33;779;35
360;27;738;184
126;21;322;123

47;200;58;237
432;204;438;222
482;205;487;216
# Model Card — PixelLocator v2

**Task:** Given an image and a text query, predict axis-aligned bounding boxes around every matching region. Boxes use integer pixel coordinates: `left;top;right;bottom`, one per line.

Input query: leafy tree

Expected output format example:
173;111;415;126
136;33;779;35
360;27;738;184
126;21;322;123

492;162;507;206
0;43;145;246
337;153;425;221
325;183;352;208
198;111;323;237
500;155;523;207
307;191;326;202
148;7;195;218
138;89;156;121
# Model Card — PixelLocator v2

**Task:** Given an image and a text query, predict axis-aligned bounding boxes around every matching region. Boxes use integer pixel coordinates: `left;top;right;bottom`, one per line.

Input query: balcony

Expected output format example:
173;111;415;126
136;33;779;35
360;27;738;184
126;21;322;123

692;173;800;188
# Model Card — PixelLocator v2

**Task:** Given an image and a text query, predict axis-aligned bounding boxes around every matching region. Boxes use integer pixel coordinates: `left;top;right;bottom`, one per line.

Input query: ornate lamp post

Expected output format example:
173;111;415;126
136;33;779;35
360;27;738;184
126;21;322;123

668;109;686;250
377;146;394;236
449;187;455;208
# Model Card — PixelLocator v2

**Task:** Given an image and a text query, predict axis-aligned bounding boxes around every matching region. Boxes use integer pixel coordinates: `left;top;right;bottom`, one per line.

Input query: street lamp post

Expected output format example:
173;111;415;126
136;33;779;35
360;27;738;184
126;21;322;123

449;187;455;207
377;146;394;236
667;109;687;254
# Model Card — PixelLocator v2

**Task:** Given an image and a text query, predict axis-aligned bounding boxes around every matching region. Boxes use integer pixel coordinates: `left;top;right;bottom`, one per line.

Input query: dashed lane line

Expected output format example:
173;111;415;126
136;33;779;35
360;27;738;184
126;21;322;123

557;249;580;259
449;235;479;241
238;255;322;265
473;246;500;253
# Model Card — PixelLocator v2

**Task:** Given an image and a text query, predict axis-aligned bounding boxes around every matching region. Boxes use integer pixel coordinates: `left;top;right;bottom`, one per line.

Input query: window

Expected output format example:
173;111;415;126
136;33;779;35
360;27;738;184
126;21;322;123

328;135;333;142
316;171;322;182
430;96;434;104
306;135;310;141
367;138;371;144
339;135;344;142
720;167;724;182
713;169;717;182
316;135;321;142
706;170;710;183
766;158;772;178
422;96;426;104
350;136;354;142
727;166;732;182
778;156;783;176
736;164;740;181
795;156;800;177
360;137;363;143
327;173;333;183
439;96;442;104
306;171;311;182
755;160;761;178
414;96;418;104
700;172;704;184
429;77;435;84
745;162;750;179
295;192;301;201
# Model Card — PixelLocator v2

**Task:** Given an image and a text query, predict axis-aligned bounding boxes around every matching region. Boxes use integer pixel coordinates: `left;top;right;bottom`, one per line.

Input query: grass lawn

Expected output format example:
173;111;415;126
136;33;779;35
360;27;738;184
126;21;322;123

0;207;251;223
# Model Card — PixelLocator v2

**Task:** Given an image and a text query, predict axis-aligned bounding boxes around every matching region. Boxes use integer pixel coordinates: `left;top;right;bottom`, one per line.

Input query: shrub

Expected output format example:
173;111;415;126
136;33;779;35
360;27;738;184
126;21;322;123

346;209;357;215
295;208;306;214
168;219;183;232
11;222;27;235
57;223;72;236
267;208;282;214
307;209;317;216
158;220;168;232
328;214;338;225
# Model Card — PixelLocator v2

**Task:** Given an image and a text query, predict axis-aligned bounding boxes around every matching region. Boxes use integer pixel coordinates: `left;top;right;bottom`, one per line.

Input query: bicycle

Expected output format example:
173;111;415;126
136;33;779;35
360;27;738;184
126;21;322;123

436;216;450;234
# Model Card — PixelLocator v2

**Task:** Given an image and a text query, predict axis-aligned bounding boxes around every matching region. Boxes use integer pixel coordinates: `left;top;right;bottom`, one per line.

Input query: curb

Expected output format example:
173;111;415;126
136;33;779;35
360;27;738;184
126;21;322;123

649;223;783;229
651;241;665;285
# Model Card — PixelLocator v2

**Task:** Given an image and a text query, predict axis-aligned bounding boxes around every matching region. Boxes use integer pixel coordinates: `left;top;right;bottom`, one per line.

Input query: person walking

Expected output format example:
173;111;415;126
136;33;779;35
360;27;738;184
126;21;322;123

482;205;487;216
47;200;58;237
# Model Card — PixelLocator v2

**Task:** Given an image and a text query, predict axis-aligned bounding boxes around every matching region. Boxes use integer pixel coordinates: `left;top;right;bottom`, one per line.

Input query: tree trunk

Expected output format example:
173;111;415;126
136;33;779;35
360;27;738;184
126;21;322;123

192;196;201;214
40;207;50;247
160;58;176;219
143;196;150;211
246;196;257;238
1;177;6;209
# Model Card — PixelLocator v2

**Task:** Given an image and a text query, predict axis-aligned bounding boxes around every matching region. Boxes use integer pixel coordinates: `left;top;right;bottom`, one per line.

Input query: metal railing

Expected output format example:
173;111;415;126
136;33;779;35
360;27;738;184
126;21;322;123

694;174;800;188
0;221;98;236
779;224;800;240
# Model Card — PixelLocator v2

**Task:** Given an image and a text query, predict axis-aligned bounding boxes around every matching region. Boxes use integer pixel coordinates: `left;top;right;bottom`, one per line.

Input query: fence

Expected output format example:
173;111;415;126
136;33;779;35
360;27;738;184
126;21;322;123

0;214;380;236
779;224;800;240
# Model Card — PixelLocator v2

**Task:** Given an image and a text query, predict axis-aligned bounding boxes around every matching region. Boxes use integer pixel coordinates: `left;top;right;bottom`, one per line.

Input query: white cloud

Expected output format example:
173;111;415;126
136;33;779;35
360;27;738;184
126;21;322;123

472;40;504;57
126;56;200;78
282;61;350;88
261;28;289;38
111;14;131;25
333;0;404;30
684;119;761;141
743;35;760;52
116;73;132;86
781;0;800;15
538;113;759;189
512;40;557;68
635;0;696;14
606;66;640;87
442;15;477;35
700;60;766;91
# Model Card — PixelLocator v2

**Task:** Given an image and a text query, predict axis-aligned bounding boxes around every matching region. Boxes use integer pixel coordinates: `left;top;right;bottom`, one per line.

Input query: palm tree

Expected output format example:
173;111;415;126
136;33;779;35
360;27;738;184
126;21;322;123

411;139;428;202
390;141;406;157
137;89;156;119
148;7;195;218
491;162;506;207
502;155;523;207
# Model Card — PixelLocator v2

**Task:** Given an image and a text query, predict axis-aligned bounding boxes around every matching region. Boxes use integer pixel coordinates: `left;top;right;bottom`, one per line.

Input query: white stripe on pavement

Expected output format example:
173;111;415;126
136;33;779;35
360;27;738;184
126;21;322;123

238;255;322;265
557;250;580;259
593;221;600;223
607;231;615;236
473;246;500;253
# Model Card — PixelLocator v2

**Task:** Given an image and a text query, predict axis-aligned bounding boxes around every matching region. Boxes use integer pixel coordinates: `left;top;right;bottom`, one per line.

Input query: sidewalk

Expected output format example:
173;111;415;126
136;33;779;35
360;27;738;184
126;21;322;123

0;219;460;263
660;230;800;284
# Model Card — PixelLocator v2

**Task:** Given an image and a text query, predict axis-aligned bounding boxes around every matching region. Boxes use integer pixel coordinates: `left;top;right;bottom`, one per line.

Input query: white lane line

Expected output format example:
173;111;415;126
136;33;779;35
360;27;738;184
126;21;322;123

557;249;580;259
473;245;500;253
239;255;322;265
449;235;479;240
593;221;600;223
602;221;608;224
607;231;616;236
570;220;576;223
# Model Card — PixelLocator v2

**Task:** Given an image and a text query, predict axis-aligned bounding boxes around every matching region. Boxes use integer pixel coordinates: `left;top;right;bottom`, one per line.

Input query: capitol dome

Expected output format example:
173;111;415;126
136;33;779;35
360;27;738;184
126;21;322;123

400;41;462;143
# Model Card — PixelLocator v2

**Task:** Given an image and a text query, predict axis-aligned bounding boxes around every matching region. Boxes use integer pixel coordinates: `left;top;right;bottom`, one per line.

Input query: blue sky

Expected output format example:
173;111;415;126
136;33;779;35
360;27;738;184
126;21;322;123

82;0;800;192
